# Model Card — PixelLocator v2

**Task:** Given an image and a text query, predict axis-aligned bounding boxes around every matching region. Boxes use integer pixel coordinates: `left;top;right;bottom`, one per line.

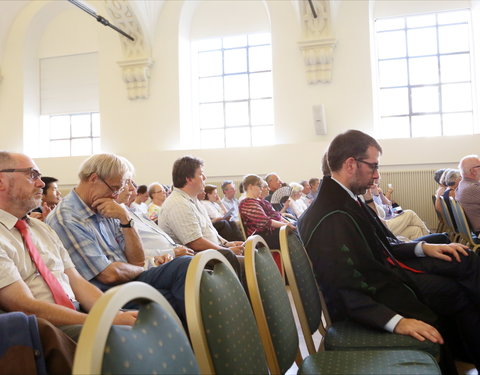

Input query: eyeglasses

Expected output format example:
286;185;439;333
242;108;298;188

98;176;125;196
0;167;42;181
355;159;379;172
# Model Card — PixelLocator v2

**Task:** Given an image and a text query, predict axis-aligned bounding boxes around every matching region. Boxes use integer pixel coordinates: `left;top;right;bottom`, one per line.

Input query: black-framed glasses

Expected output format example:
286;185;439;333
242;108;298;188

98;176;125;196
0;167;42;181
355;159;379;172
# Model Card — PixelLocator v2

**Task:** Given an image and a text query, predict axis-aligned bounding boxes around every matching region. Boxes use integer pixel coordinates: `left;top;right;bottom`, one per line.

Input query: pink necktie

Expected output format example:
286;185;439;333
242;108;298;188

15;219;75;309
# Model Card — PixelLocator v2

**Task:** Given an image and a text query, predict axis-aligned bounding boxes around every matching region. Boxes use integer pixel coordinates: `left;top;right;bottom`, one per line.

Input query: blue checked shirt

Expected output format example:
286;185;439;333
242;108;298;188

46;190;127;281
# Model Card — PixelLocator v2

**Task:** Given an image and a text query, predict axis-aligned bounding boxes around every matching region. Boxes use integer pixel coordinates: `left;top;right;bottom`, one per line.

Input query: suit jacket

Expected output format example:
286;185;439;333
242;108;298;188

298;176;437;329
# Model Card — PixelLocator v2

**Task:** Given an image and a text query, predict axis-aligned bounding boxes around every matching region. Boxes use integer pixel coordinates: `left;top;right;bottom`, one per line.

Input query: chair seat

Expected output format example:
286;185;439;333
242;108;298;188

299;350;440;375
325;321;440;357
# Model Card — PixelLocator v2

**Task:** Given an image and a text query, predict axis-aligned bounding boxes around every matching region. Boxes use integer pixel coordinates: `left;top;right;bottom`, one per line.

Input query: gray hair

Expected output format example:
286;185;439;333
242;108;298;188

78;153;134;181
289;182;304;194
444;169;461;187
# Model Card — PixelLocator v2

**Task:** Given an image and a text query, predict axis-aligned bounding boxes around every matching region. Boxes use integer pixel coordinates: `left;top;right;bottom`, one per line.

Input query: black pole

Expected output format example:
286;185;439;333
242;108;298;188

307;0;318;19
67;0;135;41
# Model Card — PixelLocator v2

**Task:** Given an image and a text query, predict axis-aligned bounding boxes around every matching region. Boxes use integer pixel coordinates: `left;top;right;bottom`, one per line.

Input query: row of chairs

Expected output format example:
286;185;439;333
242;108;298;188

72;228;441;374
437;195;480;252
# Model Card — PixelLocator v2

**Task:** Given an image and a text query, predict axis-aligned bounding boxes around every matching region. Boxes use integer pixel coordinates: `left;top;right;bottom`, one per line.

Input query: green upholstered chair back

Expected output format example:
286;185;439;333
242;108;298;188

185;250;269;375
245;235;299;374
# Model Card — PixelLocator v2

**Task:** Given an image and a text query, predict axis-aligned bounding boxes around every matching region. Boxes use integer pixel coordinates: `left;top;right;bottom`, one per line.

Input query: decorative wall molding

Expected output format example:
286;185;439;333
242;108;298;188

117;57;153;100
104;0;154;99
298;0;336;84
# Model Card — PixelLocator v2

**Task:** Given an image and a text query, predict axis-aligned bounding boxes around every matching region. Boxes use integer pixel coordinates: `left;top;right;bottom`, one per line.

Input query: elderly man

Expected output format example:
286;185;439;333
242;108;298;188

158;156;242;276
221;180;239;221
456;154;480;233
298;130;480;368
299;180;312;206
116;179;194;267
0;152;136;338
264;172;282;202
47;154;191;322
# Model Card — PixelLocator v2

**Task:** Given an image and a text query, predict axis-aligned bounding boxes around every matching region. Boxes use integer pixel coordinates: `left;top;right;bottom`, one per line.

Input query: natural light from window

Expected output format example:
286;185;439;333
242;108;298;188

374;9;474;139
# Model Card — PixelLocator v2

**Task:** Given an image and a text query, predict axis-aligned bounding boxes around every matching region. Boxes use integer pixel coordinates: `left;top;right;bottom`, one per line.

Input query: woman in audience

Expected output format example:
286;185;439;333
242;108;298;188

434;168;449;213
239;174;295;249
288;182;308;218
441;169;461;230
201;184;243;241
147;182;166;223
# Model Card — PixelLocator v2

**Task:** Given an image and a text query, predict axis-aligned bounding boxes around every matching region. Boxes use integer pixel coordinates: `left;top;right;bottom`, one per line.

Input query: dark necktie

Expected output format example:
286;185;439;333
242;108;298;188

15;219;75;309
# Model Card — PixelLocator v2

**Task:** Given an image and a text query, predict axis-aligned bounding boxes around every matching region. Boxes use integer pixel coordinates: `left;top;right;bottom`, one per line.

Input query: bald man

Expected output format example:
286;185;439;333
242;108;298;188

456;154;480;233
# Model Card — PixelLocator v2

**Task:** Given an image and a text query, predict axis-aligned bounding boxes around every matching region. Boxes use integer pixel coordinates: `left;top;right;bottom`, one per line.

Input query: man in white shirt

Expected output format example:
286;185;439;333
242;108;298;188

221;180;239;221
130;184;148;215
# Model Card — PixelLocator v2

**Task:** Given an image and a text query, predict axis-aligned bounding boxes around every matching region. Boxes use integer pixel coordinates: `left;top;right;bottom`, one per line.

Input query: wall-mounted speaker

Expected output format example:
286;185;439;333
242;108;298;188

313;104;327;135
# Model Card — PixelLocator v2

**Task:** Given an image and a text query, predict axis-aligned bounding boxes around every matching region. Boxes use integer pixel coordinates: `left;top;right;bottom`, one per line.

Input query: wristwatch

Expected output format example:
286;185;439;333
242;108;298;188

120;218;134;228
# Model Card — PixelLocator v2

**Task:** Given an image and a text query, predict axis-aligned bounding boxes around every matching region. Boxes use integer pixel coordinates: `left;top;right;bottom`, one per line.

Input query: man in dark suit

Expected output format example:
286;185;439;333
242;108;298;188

298;129;480;367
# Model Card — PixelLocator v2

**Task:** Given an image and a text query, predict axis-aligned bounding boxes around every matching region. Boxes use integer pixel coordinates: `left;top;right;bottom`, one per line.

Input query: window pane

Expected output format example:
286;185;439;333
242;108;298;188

443;112;472;136
224;48;247;74
249;45;272;72
224;74;249;100
440;54;470;83
225;101;249;127
376;17;404;32
249;33;271;46
71;138;92;156
409;57;439;85
379;88;409;116
407;27;437;56
378;59;407;87
438;10;468;25
379;117;410;139
406;14;436;28
50;115;70;139
71;114;91;137
92;137;101;154
411;86;439;113
197;38;221;51
199;77;223;102
92;113;100;137
251;99;273;125
250;72;272;99
49;140;70;157
199;51;223;77
252;126;274;146
200;103;224;129
442;83;472;112
411;114;441;137
223;35;247;48
200;129;224;148
438;24;469;53
226;127;250;147
377;31;406;59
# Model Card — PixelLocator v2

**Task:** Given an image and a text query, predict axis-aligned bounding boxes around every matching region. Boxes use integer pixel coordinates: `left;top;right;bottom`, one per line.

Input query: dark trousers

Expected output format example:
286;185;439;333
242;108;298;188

213;220;243;241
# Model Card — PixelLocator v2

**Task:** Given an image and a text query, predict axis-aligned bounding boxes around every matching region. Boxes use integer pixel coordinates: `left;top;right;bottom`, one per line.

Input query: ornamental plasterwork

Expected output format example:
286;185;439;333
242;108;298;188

104;0;153;99
298;0;336;84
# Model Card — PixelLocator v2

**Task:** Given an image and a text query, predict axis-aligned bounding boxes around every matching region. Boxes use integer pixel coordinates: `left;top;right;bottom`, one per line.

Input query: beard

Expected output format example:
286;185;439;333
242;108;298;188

350;171;373;195
7;179;42;214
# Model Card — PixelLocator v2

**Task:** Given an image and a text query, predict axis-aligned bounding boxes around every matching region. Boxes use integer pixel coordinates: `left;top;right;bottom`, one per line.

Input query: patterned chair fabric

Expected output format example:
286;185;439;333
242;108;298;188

449;198;480;252
103;302;199;375
199;261;269;374
284;229;440;358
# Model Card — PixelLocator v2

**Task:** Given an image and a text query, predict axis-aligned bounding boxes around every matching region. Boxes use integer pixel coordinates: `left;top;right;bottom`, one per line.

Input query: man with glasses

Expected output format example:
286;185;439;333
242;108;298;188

456;155;480;233
47;153;191;324
298;130;480;368
0;152;136;338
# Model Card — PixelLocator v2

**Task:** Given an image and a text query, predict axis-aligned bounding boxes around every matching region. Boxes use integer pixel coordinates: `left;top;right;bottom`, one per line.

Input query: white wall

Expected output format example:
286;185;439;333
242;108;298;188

0;0;478;188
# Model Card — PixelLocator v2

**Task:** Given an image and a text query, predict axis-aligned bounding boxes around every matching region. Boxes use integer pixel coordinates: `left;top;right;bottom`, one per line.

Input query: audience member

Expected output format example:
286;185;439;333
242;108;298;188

158;156;242;275
306;177;320;201
0;152;136;338
221;180;239;220
239;174;295;249
434;168;448;202
30;176;62;221
47;153;191;323
298;130;480;367
299;180;312;206
457;155;480;233
115;179;194;266
147;182;166;223
130;184;148;215
288;182;308;218
202;184;243;241
264;172;282;202
440;169;461;231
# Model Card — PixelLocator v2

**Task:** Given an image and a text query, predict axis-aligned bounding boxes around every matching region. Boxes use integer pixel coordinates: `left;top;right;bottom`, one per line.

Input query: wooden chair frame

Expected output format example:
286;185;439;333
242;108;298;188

449;197;480;252
439;196;461;243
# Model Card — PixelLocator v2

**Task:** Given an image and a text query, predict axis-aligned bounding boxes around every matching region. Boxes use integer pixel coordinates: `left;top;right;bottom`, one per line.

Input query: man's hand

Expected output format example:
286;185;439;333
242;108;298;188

287;222;296;230
422;242;469;262
154;254;173;266
394;318;443;344
226;241;243;247
229;245;244;255
92;198;130;222
173;246;194;257
113;310;138;326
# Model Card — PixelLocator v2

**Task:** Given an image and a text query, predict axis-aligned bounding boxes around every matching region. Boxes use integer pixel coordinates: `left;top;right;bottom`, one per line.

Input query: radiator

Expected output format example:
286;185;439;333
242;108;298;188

378;170;438;231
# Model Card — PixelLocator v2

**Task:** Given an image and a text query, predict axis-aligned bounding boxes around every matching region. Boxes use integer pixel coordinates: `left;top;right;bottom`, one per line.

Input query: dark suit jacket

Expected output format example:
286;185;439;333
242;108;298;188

298;176;437;329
